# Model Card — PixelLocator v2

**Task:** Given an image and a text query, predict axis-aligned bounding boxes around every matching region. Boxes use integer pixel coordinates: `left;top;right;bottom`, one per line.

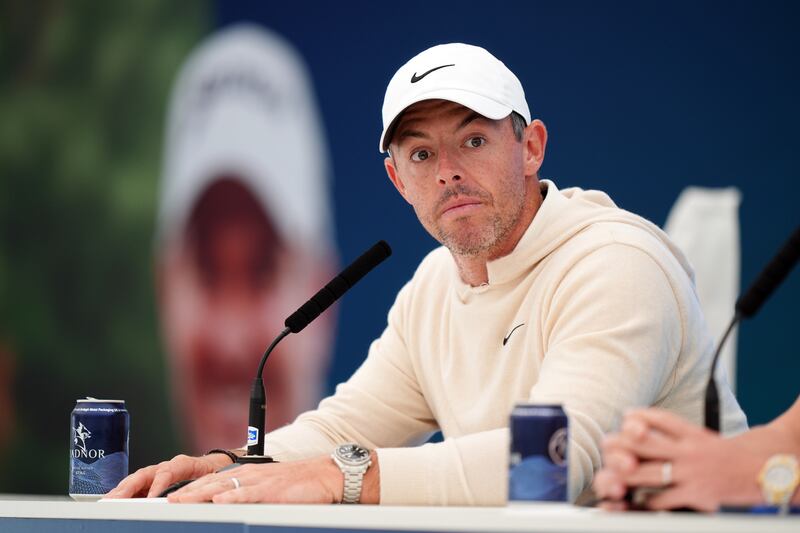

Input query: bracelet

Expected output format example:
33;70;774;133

204;448;238;464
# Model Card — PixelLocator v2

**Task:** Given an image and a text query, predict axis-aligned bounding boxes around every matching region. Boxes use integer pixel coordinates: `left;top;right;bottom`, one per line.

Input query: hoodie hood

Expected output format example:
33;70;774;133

473;180;695;289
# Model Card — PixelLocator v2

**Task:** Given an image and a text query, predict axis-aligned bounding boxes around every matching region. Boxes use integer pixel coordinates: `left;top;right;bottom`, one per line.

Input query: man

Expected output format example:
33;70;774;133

155;24;338;454
108;43;747;505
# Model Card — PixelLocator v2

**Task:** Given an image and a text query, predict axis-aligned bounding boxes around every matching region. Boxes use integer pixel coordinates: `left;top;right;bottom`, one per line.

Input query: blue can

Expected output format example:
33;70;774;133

509;403;569;502
69;398;129;500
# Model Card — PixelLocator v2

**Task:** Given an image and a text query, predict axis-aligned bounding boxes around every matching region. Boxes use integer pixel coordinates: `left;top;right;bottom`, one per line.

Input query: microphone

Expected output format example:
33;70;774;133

704;225;800;431
285;240;392;333
244;240;392;458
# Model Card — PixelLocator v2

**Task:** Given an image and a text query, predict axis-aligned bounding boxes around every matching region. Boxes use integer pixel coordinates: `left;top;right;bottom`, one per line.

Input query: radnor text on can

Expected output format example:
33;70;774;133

69;398;129;500
509;403;568;502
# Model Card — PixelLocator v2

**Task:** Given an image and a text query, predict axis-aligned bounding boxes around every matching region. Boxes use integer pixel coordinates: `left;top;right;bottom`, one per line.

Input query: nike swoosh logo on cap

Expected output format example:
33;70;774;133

410;64;455;83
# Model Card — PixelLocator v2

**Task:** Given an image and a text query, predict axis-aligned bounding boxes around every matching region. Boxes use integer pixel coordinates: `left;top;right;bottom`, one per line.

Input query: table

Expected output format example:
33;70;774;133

1;495;797;532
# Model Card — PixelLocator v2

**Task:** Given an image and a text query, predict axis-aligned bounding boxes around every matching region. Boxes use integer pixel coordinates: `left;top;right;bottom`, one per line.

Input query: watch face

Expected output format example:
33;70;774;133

765;465;794;487
337;443;369;462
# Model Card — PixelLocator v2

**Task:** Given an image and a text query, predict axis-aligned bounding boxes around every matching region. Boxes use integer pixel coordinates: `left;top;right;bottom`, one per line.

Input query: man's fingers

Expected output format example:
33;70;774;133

104;485;125;499
147;469;178;498
170;464;275;503
169;469;240;499
192;454;231;478
147;455;221;498
103;488;124;499
169;478;234;503
170;467;236;496
212;485;272;504
166;456;337;505
105;467;155;499
105;455;220;500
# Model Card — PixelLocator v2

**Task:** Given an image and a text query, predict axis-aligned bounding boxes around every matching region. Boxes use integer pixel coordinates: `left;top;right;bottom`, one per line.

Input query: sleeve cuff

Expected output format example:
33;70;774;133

376;429;508;506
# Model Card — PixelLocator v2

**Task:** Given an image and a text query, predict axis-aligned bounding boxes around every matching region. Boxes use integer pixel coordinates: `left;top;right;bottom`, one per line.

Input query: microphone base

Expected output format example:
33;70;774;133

236;454;277;464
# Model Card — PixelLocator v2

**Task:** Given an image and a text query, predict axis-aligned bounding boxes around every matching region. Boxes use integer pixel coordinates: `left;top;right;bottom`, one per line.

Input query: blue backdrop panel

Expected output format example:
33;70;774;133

215;1;800;425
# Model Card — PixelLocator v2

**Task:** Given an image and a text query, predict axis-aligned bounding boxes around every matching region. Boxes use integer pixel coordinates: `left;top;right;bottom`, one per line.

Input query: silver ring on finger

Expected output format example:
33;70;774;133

661;461;673;487
230;477;241;490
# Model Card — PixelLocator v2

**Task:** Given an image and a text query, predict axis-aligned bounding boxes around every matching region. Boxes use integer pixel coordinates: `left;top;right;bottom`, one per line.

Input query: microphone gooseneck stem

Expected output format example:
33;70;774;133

704;313;740;432
704;224;799;432
242;241;391;457
247;326;291;456
258;327;291;378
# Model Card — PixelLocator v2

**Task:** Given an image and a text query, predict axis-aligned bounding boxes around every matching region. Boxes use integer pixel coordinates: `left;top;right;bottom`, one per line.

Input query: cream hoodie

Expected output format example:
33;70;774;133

264;180;748;505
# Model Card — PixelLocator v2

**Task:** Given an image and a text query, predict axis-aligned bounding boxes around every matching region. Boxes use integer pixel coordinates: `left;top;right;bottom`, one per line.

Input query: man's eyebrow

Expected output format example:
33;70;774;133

396;127;428;143
456;111;487;131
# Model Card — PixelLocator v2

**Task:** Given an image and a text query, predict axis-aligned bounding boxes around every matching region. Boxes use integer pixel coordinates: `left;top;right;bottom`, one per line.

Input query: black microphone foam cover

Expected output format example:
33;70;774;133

284;240;392;333
735;225;800;319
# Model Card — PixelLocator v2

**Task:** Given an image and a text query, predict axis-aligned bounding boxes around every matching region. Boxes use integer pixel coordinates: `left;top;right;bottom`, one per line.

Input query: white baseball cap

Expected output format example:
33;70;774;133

158;24;335;257
379;43;531;152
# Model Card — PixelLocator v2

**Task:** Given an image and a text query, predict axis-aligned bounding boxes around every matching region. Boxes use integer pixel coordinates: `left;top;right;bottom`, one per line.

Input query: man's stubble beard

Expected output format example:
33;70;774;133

433;181;527;257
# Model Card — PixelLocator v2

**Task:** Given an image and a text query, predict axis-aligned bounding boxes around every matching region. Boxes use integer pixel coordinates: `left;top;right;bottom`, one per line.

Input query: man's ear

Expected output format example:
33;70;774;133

523;119;548;177
384;156;412;204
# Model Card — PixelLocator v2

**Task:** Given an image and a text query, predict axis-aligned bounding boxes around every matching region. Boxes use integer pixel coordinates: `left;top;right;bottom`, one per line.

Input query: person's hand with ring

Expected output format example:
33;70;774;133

105;453;234;499
593;408;771;512
166;456;349;504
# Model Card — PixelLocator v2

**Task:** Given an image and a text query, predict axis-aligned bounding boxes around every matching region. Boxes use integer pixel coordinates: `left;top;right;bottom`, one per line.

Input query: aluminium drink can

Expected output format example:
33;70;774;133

69;397;129;501
508;403;569;502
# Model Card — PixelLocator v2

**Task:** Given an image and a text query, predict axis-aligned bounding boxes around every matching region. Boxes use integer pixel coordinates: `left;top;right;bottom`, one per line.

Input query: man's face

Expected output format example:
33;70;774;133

158;180;334;454
384;100;546;260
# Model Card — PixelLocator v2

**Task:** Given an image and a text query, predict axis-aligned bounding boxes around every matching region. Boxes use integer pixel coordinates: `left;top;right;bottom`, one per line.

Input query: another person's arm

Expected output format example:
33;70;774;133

594;396;800;511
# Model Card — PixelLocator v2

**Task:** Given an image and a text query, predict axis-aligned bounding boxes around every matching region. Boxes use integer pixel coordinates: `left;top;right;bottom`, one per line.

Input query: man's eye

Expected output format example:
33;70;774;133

411;149;430;162
465;136;486;148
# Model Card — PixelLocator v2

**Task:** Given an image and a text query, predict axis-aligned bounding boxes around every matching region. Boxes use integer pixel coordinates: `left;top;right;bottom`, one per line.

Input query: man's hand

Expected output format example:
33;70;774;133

105;453;234;499
166;455;344;504
593;408;763;512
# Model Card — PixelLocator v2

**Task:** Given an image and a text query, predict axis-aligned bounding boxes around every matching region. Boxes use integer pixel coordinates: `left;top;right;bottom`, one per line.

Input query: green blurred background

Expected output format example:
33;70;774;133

0;0;209;493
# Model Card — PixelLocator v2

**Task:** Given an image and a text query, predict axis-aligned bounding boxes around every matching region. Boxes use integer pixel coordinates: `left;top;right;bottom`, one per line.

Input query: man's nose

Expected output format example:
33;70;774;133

436;147;463;185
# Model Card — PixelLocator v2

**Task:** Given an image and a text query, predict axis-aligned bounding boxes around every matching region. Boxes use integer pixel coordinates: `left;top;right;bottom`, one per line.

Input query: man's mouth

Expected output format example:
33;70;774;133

440;198;483;217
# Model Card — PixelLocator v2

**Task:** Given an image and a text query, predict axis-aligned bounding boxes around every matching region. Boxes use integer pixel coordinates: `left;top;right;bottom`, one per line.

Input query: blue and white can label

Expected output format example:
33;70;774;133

69;398;129;499
509;403;569;502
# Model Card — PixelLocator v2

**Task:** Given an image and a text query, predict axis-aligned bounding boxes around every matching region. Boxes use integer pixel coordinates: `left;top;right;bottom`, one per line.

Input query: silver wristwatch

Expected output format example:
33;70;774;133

331;443;372;504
